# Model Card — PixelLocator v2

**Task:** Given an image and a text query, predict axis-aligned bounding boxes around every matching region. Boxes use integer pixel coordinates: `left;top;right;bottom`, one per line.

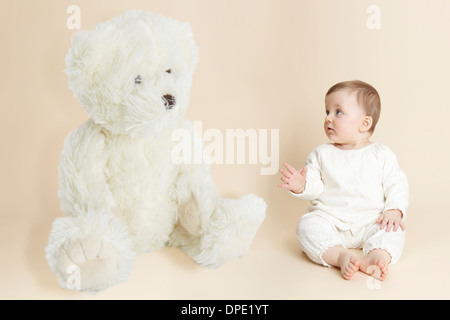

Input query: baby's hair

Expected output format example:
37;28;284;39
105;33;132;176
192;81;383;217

326;80;381;133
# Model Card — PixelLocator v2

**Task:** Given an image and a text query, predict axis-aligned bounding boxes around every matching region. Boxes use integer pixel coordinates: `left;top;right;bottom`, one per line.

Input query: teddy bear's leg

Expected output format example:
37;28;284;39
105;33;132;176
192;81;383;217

195;194;266;267
46;209;135;293
169;125;266;267
171;190;266;268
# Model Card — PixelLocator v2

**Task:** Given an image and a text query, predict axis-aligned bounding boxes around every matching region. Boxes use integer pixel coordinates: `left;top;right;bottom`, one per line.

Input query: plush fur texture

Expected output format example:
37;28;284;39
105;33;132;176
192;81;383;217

46;11;266;293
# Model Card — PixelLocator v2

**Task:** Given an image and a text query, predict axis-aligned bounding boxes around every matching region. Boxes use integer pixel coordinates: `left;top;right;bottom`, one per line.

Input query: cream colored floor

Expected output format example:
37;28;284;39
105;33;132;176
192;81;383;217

1;201;448;300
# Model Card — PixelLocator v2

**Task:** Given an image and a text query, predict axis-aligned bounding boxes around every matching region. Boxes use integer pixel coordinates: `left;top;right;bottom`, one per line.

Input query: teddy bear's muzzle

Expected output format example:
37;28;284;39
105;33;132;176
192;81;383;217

162;94;176;110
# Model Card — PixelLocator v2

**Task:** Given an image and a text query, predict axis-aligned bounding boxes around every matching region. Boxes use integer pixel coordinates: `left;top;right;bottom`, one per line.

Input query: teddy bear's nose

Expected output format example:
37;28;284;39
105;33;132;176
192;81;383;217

162;94;176;110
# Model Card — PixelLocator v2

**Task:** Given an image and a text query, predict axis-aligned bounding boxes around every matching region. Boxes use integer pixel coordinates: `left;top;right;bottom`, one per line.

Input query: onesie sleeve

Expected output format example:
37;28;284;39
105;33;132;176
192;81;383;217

291;147;324;200
381;146;409;219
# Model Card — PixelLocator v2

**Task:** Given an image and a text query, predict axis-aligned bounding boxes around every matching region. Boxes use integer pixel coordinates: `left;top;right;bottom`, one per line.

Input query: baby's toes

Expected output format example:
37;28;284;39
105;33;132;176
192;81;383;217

342;266;353;279
343;268;352;279
343;257;359;280
350;257;360;270
379;262;388;280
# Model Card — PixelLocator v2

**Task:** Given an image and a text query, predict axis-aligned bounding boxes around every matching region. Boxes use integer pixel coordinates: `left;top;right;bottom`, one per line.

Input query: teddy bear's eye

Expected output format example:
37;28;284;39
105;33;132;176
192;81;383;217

166;69;171;74
135;75;142;84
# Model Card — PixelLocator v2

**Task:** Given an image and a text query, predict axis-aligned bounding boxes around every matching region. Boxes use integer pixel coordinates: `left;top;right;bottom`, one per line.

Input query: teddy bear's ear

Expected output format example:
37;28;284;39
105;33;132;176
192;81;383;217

178;22;199;75
65;31;90;91
65;24;113;100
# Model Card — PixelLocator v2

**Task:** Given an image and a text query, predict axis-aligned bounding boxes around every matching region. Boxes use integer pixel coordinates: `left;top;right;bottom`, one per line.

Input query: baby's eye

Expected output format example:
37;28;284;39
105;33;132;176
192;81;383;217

135;75;142;84
325;110;330;115
336;109;343;115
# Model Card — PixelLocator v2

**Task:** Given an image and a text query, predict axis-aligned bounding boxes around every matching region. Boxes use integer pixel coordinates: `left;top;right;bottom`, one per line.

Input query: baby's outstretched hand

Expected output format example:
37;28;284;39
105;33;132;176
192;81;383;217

278;162;307;194
377;209;405;232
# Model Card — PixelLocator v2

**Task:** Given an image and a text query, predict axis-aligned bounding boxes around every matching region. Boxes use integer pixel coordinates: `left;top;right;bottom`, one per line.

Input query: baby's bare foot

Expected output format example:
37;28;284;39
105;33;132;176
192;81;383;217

338;253;360;280
361;249;390;281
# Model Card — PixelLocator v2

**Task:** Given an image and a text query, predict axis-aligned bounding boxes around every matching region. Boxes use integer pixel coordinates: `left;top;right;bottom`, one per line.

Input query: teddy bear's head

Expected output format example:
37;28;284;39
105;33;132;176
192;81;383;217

65;11;198;136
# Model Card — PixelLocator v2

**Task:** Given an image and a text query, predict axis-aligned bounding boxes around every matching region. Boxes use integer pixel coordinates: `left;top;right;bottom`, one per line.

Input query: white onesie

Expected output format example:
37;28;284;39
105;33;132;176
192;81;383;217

293;142;409;266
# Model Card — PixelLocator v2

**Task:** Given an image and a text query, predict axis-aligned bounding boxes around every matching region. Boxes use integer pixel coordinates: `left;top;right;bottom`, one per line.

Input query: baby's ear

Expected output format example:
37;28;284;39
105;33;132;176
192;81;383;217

178;22;199;75
360;116;373;132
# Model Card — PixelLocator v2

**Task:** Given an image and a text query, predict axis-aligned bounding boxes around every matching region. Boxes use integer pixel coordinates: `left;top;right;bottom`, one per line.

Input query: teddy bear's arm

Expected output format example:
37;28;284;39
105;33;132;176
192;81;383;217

175;161;218;233
58;118;116;216
172;125;219;228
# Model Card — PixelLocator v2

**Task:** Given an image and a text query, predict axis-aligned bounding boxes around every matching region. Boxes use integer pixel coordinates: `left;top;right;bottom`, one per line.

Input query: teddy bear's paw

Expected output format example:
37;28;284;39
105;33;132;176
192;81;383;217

196;194;266;267
58;235;120;292
214;218;262;266
216;195;266;264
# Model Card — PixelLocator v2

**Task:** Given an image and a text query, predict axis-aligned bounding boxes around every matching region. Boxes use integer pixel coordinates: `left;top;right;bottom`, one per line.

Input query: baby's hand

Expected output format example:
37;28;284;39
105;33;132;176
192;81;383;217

377;209;405;232
278;162;307;194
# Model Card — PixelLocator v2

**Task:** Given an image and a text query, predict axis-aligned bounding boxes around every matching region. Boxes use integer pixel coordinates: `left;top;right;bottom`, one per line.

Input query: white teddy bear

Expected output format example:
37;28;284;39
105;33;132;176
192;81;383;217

46;11;266;293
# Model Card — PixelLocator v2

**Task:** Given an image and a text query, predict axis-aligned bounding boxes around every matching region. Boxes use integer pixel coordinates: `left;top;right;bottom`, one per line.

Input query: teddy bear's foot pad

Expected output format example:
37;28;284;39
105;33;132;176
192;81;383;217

57;235;120;292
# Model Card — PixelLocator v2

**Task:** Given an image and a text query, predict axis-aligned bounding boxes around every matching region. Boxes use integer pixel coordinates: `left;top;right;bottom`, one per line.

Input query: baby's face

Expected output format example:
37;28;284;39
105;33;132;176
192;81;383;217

324;89;368;145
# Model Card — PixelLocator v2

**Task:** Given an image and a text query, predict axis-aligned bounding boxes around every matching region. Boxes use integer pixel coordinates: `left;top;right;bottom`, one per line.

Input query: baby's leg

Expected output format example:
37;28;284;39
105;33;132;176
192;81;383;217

361;222;406;281
360;249;390;281
296;212;359;280
322;245;360;280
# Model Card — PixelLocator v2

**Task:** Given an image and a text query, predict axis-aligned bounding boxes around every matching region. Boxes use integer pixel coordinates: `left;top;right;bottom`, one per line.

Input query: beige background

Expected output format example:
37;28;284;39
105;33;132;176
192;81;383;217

1;0;450;299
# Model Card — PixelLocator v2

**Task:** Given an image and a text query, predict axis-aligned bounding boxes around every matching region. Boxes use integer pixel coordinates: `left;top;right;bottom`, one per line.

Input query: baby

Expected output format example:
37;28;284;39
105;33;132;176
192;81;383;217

278;80;408;280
